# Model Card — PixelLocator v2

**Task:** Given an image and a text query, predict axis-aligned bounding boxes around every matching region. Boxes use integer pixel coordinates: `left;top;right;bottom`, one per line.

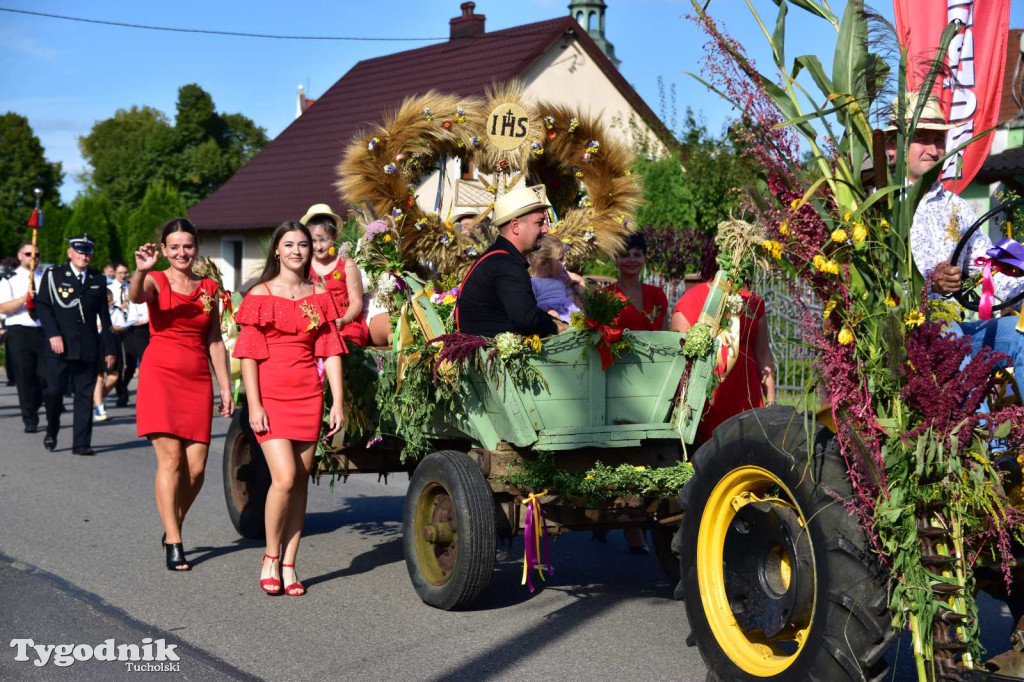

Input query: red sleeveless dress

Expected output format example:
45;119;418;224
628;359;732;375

136;271;219;443
310;258;370;346
232;290;347;443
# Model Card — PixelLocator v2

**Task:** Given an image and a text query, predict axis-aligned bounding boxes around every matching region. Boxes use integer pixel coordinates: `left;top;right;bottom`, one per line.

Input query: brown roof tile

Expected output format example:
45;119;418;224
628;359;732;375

998;29;1023;124
190;16;670;231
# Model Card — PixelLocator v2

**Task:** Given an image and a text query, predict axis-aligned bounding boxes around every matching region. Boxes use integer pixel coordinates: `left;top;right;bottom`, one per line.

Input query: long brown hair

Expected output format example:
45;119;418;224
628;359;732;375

257;221;313;284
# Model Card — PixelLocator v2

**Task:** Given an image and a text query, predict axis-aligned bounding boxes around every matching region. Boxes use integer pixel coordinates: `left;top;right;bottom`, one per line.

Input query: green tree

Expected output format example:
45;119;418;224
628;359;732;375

0;113;64;258
633;155;697;227
78;84;267;218
64;192;117;268
37;202;71;265
78;106;176;212
125;181;187;250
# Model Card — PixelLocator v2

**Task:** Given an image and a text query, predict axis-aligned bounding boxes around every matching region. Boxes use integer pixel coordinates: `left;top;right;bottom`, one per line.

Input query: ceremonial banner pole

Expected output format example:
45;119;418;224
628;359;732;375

893;0;1012;192
25;187;43;316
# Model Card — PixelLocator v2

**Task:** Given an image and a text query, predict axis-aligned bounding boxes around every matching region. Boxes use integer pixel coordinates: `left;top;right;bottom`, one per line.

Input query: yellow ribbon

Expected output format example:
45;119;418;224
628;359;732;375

393;302;418;392
1016;312;1024;334
521;490;549;587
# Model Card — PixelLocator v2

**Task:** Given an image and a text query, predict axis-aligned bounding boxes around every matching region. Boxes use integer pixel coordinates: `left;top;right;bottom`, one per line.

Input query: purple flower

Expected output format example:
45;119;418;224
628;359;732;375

364;220;389;240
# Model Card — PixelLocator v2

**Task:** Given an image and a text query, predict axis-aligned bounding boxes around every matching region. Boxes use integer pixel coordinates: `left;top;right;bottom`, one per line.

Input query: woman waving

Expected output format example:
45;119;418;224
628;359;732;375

131;218;234;572
233;221;346;596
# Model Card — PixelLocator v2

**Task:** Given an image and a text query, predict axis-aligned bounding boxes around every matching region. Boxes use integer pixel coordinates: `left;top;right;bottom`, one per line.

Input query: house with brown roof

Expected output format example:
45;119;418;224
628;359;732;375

190;1;675;291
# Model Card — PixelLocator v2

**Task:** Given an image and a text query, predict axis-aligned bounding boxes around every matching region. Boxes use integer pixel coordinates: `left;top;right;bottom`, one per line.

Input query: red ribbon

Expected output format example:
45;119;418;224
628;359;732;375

584;318;623;370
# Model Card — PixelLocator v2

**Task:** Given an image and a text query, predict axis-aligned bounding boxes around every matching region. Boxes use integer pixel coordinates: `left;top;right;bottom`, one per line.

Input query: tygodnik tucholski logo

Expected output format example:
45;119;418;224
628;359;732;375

10;638;181;671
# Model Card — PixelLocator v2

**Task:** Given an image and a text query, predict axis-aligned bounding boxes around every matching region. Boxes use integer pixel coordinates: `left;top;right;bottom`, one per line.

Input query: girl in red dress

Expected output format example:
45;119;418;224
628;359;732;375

606;233;669;332
234;221;346;596
301;204;369;346
130;219;234;571
671;282;776;443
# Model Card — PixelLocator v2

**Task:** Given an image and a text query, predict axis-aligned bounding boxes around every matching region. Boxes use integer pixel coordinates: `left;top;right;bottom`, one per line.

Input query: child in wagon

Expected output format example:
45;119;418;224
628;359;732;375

528;235;587;322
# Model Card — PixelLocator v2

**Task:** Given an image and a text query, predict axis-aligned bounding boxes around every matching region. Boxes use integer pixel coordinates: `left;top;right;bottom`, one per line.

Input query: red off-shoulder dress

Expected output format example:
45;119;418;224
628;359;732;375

232;289;347;444
310;259;370;346
137;271;219;443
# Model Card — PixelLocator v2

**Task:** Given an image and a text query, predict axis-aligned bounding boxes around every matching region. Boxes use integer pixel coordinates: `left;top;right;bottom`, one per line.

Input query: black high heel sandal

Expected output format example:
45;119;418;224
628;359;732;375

165;543;191;571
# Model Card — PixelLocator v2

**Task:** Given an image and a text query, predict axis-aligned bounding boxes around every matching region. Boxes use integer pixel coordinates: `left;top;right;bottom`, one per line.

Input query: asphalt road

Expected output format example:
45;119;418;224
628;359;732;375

0;381;709;681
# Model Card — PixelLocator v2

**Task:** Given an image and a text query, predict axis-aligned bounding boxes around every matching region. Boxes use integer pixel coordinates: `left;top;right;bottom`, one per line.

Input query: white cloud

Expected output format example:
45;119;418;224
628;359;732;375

0;28;58;60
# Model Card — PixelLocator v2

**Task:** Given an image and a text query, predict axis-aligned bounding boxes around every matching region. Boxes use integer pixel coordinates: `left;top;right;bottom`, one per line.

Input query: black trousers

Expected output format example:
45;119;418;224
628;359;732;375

117;326;149;403
6;325;46;428
44;353;97;450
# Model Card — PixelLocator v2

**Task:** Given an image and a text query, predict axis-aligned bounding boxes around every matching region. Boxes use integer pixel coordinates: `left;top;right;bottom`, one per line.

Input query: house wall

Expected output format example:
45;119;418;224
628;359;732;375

197;229;267;293
522;37;664;155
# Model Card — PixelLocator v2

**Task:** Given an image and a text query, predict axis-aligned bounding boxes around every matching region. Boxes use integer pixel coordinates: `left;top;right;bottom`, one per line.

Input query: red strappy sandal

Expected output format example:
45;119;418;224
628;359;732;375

260;554;282;595
281;563;305;597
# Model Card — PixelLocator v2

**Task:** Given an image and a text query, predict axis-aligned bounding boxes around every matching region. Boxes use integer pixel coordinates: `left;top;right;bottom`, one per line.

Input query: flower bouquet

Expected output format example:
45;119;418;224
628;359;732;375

691;1;1022;677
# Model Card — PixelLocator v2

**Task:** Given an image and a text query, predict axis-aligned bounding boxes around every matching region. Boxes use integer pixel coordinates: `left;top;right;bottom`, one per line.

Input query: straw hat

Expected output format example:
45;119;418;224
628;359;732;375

885;91;954;132
448;206;479;223
299;203;343;226
492;186;551;227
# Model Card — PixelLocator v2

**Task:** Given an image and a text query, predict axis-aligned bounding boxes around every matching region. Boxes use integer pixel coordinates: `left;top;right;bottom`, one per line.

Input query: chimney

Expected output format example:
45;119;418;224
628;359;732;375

450;2;485;40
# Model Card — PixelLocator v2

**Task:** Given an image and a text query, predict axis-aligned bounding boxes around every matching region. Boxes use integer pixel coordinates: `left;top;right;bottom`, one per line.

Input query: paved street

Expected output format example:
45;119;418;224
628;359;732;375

1;380;1017;681
0;381;707;681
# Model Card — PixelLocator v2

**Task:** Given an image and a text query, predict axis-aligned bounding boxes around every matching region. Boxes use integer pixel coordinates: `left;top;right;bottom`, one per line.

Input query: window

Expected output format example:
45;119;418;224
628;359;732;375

588;11;596;31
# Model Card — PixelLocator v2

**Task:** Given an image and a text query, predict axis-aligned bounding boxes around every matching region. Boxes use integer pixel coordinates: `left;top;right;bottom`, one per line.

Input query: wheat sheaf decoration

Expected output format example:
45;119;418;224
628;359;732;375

336;83;641;278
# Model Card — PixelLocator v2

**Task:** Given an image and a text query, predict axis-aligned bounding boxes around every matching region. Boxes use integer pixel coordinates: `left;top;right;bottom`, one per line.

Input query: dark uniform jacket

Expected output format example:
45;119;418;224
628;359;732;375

456;236;559;338
35;263;116;362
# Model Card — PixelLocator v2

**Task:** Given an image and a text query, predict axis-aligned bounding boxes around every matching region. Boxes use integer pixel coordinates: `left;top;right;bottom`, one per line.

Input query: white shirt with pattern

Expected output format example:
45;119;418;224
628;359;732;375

910;183;1024;302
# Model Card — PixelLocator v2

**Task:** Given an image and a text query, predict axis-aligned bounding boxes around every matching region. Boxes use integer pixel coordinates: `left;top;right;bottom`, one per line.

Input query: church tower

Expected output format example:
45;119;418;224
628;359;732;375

568;0;619;67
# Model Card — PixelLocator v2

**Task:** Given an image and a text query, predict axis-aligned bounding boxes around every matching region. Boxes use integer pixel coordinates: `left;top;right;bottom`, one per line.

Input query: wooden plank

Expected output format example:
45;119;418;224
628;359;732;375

588;349;606;427
536;438;643;451
646;353;686;424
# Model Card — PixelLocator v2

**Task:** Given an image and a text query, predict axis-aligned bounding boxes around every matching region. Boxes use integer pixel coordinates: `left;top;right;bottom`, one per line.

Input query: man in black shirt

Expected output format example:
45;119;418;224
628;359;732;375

455;186;568;337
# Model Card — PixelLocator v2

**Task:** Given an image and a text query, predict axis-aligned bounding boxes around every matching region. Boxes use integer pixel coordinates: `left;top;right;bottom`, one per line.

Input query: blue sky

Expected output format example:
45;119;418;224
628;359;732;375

2;1;1021;202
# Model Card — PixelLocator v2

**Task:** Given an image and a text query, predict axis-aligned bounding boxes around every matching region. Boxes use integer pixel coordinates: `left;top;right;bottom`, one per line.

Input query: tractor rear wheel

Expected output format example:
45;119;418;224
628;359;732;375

676;407;894;681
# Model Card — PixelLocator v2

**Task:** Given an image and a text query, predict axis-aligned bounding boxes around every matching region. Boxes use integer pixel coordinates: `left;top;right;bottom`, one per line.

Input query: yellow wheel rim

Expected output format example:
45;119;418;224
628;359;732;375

696;466;815;677
413;481;458;586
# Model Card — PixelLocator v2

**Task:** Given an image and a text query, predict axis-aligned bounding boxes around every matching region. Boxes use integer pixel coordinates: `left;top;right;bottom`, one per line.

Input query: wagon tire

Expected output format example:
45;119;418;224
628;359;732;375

222;407;269;540
403;450;496;610
676;406;893;681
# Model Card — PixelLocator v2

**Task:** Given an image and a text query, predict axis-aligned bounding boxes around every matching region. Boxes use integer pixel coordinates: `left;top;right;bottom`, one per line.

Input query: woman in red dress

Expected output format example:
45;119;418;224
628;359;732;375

604;232;668;553
301;203;369;346
671;280;776;443
234;221;346;596
606;233;669;332
130;218;234;571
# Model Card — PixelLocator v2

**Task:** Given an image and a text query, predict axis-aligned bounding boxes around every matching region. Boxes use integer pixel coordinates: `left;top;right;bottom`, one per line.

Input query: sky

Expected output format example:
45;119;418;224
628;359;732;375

2;0;1023;203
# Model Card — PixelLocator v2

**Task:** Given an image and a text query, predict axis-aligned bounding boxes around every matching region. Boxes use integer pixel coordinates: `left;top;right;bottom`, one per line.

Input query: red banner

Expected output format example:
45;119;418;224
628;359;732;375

893;0;1011;192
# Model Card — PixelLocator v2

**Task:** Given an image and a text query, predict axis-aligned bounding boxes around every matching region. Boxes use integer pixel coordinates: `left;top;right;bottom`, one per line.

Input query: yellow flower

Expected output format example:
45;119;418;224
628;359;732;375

885;295;897;307
425;288;435;298
904;310;925;328
831;228;848;243
634;466;646;471
813;255;839;275
442;294;457;305
548;227;558;235
761;239;783;260
837;327;854;345
790;199;801;211
880;219;890;233
778;220;790;236
843;211;853;222
331;270;342;281
585;474;594;480
383;234;392;243
522;334;543;352
328;246;337;257
852;223;867;243
823;299;837;320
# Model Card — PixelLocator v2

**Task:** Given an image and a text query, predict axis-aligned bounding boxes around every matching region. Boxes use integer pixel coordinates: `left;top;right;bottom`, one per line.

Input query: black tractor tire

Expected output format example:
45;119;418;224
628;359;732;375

403;450;496;610
676;406;894;681
222;407;270;539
